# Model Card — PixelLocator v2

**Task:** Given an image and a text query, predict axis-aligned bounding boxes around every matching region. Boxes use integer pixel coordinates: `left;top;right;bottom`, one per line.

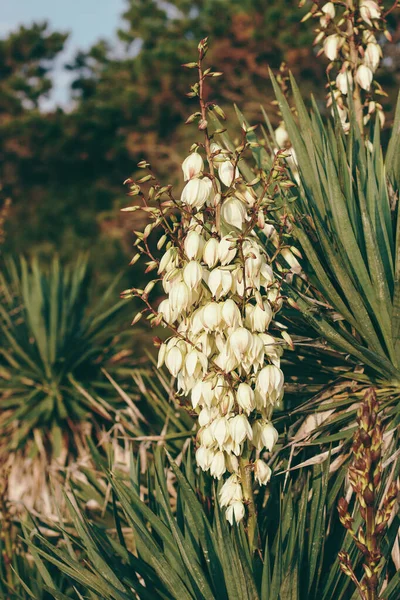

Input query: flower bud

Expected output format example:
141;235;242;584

182;152;204;181
203;237;220;268
184;230;204;260
236;383;255;414
165;346;183;377
209;451;226;479
254;459;272;485
181;177;212;209
221;197;247;230
158;247;178;274
183;260;203;290
157;343;167;368
226;501;245;524
356;65;373;91
218;161;239;187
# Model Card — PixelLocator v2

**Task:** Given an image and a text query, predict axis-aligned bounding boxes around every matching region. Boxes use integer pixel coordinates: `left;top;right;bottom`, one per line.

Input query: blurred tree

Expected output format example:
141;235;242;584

1;1;399;282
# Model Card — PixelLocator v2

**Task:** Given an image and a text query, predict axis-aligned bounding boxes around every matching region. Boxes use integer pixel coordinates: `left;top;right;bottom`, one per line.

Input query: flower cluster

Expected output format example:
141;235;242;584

302;0;393;130
157;146;285;523
122;39;292;525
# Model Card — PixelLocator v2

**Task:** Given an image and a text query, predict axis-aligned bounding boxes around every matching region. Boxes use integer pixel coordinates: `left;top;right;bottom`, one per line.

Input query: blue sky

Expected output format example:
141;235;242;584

2;0;126;108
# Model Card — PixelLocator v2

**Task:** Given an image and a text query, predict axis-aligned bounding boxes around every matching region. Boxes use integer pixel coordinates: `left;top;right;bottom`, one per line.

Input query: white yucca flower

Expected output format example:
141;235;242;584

336;71;353;95
356;64;373;91
133;136;290;526
182;152;204;181
323;34;341;61
181;177;212;209
359;0;381;27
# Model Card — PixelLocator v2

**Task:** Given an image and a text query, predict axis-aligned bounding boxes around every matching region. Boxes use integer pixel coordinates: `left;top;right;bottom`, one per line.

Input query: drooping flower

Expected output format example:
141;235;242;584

182;152;204;180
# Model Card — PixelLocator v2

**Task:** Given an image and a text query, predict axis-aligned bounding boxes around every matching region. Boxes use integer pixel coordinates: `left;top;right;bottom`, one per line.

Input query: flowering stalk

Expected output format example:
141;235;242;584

122;39;293;546
337;388;398;600
301;0;395;133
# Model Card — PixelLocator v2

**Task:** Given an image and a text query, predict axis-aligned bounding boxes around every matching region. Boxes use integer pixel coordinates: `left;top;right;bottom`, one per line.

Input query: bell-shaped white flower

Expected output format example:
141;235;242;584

226;501;245;524
169;281;190;313
209;451;226;479
184;230;204;260
218;235;237;265
211;416;230;447
215;343;238;373
183;260;203;290
230;414;252;446
360;0;381;26
157;298;173;324
254;459;272;485
196;446;213;471
221;197;247;230
252;302;272;332
182;152;204;181
203;237;219;268
222;299;242;329
191;380;215;409
260;421;279;451
165;346;183;377
252;420;279;451
201;301;222;331
208;268;233;300
236;383;255;414
198;406;214;427
336;71;353;95
323;34;341;61
218;161;239;187
185;349;207;378
355;65;373;91
219;474;243;507
256;364;284;405
181;177;212;209
364;43;381;72
229;327;253;360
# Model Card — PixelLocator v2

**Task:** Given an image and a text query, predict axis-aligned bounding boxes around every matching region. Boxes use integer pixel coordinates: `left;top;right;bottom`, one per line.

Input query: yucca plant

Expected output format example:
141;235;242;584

0;254;145;509
24;443;399;600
